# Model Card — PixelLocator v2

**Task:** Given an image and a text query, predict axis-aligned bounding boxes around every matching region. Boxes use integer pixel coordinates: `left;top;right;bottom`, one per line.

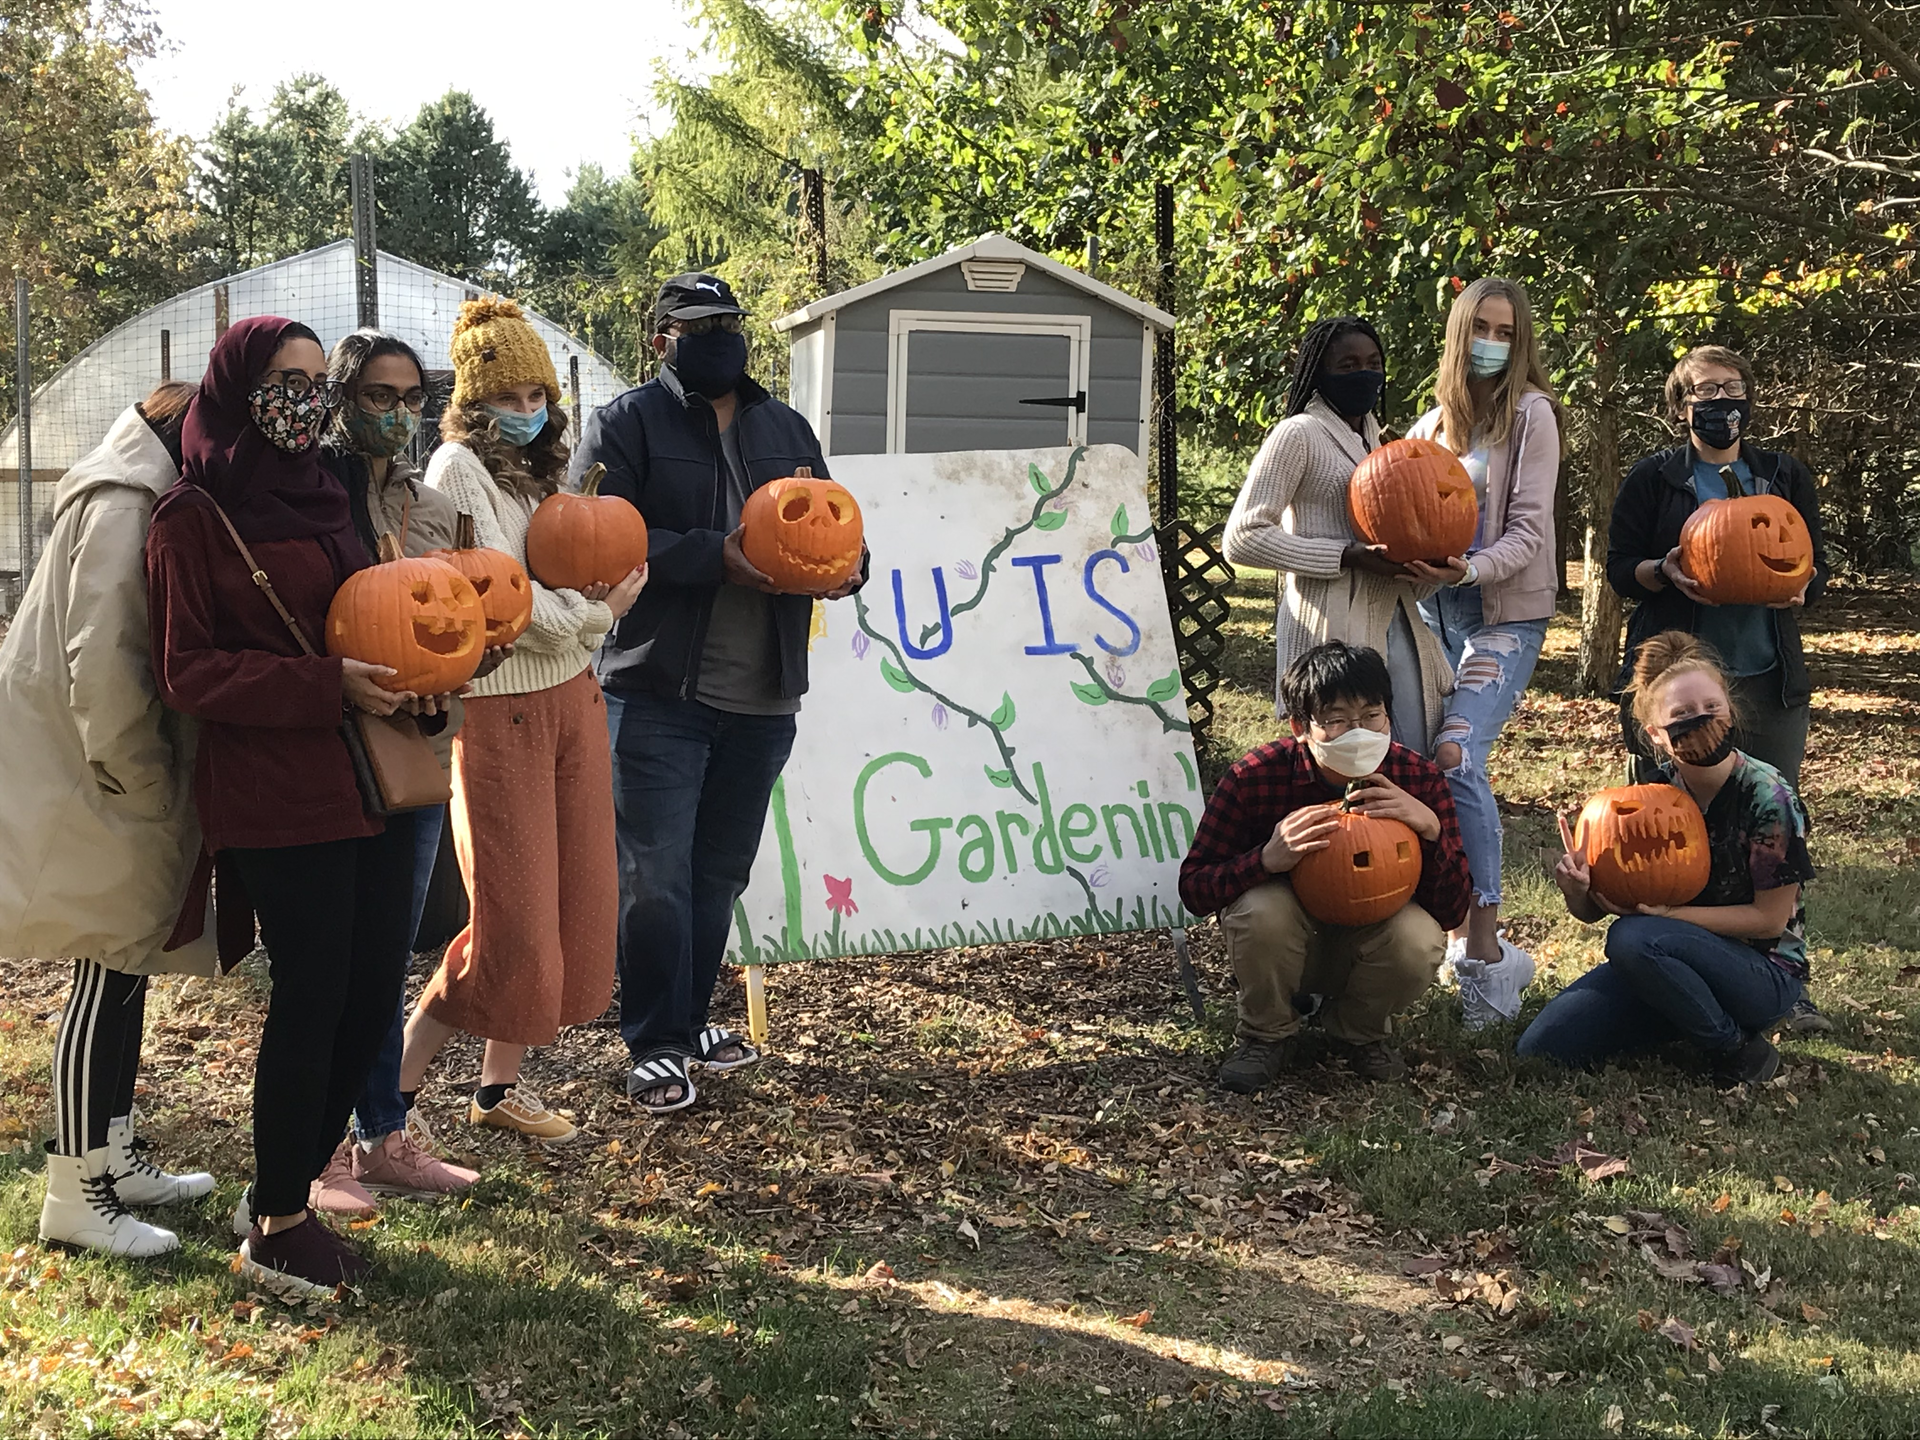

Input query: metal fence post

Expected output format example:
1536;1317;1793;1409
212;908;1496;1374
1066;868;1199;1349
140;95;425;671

350;153;379;328
1152;182;1177;528
15;273;33;588
160;328;172;382
569;355;582;437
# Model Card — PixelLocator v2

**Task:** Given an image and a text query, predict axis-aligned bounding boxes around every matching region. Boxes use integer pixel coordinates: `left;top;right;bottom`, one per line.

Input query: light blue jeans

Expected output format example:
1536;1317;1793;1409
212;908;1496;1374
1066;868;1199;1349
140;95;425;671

1417;586;1547;910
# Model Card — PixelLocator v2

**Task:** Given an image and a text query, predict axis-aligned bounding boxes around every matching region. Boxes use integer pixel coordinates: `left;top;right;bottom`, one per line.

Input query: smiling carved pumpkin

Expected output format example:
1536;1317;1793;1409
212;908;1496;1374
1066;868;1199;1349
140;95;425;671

1574;784;1711;910
326;535;486;695
741;467;864;595
428;513;533;648
1678;467;1812;606
1347;437;1480;564
1290;799;1424;927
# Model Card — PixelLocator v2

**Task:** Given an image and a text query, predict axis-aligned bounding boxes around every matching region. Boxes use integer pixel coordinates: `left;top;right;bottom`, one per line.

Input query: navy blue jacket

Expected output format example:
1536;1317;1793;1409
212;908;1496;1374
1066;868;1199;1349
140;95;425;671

569;366;833;699
1605;443;1829;706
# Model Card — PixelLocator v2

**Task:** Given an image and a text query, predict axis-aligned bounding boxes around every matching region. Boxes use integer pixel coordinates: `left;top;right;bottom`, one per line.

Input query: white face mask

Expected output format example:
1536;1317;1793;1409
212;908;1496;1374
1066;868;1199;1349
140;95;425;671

1306;724;1393;779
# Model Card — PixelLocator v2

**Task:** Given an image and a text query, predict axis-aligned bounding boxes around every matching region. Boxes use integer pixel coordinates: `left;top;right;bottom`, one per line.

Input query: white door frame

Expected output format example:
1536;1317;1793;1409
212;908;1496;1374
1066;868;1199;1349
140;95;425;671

885;310;1092;454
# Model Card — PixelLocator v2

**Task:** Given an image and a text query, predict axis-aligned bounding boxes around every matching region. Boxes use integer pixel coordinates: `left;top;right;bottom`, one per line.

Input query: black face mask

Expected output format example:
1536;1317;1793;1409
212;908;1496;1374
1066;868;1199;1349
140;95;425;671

668;330;748;400
1316;368;1386;419
1689;397;1751;452
1664;710;1735;767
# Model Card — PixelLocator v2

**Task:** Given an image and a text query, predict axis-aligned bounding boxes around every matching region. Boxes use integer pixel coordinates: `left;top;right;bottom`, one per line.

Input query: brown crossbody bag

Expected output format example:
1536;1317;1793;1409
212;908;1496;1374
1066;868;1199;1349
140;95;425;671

202;499;452;816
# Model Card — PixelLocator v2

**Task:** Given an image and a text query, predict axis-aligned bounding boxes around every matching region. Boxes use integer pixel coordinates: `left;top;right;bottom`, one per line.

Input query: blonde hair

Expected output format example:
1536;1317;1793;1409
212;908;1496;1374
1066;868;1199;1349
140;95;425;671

1627;630;1744;733
1664;344;1756;424
437;400;571;504
1435;277;1561;454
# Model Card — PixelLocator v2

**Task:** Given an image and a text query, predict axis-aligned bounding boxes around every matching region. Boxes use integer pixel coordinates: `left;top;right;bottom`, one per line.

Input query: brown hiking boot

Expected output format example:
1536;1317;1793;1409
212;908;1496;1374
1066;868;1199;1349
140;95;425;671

1218;1036;1298;1094
1333;1038;1406;1082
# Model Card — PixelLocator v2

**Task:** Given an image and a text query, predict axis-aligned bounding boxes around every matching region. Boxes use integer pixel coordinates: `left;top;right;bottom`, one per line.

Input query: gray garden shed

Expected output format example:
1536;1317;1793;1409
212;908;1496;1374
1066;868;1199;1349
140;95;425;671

774;234;1172;457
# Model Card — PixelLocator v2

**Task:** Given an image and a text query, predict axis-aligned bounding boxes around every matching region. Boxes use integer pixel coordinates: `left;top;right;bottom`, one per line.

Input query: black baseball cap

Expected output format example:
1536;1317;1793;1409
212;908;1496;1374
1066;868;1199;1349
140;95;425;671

654;273;748;330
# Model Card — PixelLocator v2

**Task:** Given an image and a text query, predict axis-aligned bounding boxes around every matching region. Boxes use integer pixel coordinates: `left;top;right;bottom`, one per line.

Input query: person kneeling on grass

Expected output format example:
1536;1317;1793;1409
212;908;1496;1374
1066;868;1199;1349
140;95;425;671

1179;642;1471;1089
1518;631;1811;1088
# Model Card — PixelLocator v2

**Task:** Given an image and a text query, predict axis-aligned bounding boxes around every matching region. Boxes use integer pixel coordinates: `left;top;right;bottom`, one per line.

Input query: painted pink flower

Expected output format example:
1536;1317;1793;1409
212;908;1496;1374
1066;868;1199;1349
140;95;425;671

824;875;859;917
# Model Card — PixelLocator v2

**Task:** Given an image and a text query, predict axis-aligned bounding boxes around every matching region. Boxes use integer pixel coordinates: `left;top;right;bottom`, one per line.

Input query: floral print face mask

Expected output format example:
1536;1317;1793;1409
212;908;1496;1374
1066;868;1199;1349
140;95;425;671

248;381;328;454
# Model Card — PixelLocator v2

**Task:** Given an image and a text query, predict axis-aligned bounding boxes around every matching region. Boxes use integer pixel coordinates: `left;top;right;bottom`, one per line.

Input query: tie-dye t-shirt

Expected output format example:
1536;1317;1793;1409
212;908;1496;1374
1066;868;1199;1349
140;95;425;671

1663;752;1815;978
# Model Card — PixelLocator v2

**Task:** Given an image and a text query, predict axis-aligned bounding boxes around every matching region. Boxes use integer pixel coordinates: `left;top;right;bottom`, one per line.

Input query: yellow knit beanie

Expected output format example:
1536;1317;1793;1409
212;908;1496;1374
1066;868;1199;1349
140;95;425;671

450;297;563;410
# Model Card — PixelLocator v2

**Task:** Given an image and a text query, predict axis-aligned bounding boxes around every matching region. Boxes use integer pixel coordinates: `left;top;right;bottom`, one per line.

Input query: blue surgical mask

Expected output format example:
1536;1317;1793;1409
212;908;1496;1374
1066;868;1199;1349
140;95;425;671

1468;338;1512;378
487;404;548;448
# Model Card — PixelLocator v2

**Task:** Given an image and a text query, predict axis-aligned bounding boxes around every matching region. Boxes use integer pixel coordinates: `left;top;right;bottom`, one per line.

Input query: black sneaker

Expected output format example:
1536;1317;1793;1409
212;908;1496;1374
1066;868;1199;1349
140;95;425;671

1218;1037;1297;1094
1786;1000;1834;1036
1712;1033;1781;1089
237;1209;370;1299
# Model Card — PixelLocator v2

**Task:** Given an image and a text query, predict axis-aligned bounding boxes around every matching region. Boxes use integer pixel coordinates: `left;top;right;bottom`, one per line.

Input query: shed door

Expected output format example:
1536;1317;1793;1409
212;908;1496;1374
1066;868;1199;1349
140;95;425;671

887;311;1092;454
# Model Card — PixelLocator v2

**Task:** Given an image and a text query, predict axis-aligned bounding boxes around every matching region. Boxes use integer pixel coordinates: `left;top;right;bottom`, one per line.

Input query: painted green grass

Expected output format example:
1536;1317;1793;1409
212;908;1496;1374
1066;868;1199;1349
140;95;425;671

730;893;1194;965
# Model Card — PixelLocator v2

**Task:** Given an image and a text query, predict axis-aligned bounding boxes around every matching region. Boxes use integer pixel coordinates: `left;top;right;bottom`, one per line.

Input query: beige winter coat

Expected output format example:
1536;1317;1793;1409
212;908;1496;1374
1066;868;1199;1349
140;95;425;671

0;407;214;974
1222;395;1455;746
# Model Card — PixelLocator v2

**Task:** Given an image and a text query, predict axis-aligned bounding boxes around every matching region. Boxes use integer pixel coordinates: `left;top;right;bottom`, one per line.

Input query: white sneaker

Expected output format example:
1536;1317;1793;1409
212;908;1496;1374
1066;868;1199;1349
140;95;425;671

39;1146;179;1258
232;1185;254;1238
1456;938;1536;1031
107;1116;215;1206
1438;937;1468;987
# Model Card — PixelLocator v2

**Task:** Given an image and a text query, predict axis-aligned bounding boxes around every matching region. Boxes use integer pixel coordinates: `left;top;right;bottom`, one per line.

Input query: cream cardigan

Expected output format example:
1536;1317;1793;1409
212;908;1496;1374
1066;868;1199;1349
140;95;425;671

1222;395;1455;745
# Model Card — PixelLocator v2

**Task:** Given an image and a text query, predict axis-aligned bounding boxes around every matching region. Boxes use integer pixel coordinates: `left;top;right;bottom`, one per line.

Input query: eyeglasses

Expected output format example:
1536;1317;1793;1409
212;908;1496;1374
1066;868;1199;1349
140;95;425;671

357;384;428;414
1687;380;1748;401
666;314;746;337
261;370;344;406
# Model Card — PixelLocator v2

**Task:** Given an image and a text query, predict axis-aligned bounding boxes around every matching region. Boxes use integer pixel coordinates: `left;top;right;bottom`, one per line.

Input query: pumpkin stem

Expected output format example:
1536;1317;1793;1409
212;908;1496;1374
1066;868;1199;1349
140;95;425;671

377;531;403;564
455;512;477;550
579;461;606;498
1718;464;1746;500
1340;780;1364;813
794;465;814;479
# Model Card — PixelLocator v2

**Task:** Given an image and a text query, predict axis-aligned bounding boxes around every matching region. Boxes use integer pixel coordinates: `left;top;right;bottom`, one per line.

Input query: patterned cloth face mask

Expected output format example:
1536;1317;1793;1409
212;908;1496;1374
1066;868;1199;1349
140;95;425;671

344;404;419;459
249;382;328;454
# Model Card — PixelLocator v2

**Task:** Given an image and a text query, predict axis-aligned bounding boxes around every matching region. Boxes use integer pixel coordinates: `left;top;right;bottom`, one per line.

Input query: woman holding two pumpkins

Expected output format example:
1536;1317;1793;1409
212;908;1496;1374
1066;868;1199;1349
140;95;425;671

396;298;645;1146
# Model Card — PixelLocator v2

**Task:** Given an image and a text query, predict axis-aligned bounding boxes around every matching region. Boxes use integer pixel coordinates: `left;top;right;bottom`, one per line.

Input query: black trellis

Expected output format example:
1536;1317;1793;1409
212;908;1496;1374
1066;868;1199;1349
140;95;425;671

1158;518;1235;741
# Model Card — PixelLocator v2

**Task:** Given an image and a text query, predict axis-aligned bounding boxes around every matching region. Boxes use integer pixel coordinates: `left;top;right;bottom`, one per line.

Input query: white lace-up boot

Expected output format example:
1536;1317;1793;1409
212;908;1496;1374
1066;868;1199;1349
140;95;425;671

39;1146;179;1257
106;1116;215;1205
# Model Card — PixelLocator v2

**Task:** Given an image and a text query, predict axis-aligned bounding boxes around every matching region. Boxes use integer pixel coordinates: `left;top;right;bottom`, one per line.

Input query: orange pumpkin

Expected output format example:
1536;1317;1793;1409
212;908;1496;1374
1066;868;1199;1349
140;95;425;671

1347;437;1480;564
525;461;649;591
326;534;486;695
1573;784;1710;910
1677;467;1812;606
1290;800;1424;927
740;467;864;594
428;513;533;648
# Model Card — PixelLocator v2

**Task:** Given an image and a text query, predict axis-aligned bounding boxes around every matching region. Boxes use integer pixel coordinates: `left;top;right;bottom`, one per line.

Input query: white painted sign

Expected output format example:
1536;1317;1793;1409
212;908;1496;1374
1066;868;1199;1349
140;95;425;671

727;444;1202;963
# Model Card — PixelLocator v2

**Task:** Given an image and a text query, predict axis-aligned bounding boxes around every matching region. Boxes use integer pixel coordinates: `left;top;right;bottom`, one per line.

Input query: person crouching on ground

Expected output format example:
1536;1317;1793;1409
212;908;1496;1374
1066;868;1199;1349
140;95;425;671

1179;641;1471;1089
1518;631;1811;1087
0;381;216;1258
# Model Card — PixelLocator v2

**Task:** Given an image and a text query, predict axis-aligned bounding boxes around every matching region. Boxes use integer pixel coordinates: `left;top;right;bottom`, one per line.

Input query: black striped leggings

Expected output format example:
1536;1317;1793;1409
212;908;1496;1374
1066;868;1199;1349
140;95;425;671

52;960;147;1158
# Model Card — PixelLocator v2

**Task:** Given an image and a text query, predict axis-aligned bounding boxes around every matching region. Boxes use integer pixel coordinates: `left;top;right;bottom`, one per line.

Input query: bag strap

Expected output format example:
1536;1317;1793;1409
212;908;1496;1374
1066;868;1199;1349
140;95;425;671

199;492;320;659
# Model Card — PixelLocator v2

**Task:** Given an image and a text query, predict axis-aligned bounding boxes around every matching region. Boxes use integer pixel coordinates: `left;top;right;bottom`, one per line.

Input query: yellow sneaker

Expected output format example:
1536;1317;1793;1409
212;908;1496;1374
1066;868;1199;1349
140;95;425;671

468;1085;579;1144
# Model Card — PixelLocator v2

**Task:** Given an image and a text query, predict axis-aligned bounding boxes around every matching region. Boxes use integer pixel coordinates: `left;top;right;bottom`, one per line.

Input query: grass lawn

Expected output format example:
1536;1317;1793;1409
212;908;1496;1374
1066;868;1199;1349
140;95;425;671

3;575;1917;1439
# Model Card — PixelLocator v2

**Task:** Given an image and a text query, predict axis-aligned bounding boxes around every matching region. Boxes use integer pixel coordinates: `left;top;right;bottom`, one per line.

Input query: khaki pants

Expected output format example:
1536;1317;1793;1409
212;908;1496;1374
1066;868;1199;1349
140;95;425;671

1221;881;1445;1044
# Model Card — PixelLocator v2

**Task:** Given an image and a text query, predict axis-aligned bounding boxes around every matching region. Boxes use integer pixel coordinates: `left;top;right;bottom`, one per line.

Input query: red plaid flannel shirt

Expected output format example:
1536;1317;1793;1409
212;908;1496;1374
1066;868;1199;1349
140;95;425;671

1177;736;1472;928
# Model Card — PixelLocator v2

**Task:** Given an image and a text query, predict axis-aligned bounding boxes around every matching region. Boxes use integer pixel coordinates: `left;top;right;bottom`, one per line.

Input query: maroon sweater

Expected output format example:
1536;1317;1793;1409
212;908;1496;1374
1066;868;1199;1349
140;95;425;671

146;490;376;851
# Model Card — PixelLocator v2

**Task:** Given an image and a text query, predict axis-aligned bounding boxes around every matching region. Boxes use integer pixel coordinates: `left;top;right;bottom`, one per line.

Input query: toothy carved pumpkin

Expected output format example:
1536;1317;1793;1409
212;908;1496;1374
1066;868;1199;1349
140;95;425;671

429;513;533;647
525;462;649;592
1347;437;1480;564
1574;784;1710;910
1291;797;1424;927
741;467;864;595
1678;467;1812;606
326;534;486;695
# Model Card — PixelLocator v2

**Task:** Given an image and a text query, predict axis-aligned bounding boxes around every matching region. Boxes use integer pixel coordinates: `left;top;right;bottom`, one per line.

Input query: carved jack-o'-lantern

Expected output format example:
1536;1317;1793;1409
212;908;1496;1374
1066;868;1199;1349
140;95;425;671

326;535;486;695
1574;784;1710;910
1290;799;1424;928
1347;437;1480;564
429;513;533;648
741;468;864;595
525;462;650;592
1678;468;1813;606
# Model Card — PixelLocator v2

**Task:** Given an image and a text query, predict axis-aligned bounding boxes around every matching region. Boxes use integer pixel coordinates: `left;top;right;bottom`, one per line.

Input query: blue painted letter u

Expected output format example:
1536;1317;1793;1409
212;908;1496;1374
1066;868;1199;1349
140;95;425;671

893;567;954;659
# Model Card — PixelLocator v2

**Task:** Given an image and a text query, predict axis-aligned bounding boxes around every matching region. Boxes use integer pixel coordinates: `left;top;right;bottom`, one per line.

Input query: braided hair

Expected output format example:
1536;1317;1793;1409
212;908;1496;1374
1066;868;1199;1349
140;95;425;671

1283;315;1385;418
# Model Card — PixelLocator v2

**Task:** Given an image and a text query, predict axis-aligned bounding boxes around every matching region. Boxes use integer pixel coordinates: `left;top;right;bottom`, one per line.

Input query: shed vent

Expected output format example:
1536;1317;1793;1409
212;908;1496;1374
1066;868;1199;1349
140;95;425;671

960;259;1026;292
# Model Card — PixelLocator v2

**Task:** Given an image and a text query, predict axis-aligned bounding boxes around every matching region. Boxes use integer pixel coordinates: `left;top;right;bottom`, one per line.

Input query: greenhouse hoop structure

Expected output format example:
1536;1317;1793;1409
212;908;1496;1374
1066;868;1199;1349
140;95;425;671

1;241;630;609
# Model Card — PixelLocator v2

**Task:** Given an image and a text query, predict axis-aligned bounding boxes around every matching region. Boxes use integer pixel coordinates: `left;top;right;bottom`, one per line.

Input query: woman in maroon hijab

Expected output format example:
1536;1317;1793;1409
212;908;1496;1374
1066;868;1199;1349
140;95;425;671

147;317;425;1297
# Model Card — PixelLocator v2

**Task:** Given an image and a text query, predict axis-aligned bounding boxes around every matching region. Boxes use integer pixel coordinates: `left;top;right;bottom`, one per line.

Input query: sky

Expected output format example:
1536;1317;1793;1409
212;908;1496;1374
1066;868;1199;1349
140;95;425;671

134;0;707;204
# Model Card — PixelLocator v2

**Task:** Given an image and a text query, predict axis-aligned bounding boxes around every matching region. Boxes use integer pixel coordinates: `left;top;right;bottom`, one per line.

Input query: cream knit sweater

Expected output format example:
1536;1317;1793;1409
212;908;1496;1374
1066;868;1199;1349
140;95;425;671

425;442;614;699
1222;395;1455;745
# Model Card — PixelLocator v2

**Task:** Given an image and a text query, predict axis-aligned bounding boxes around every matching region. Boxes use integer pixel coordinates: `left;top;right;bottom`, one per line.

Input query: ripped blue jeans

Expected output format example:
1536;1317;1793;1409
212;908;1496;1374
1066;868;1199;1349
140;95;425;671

1417;586;1548;910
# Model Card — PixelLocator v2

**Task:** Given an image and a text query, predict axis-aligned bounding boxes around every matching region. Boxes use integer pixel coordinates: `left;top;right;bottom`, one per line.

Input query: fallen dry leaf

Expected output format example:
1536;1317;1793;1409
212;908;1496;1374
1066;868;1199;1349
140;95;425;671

1657;1316;1697;1351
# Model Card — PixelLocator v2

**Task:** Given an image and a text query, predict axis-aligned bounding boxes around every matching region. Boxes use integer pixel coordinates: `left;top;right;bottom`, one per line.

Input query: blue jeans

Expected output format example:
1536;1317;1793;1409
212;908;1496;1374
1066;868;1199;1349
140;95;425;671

1417;586;1547;910
606;690;796;1061
1517;916;1802;1068
351;805;446;1142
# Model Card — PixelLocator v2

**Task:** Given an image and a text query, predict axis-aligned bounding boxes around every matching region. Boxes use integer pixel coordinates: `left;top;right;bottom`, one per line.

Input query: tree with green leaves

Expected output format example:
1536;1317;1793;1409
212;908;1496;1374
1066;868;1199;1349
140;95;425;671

376;91;541;287
194;74;363;273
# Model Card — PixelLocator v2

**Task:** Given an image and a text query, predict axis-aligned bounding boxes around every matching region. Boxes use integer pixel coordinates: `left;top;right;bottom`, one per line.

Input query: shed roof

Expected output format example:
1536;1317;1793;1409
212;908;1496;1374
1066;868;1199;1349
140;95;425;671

771;234;1173;334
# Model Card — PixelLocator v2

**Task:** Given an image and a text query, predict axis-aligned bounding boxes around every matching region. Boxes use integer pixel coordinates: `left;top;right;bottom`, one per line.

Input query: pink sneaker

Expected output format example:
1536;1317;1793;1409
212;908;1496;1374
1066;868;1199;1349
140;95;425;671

310;1139;378;1218
352;1129;479;1200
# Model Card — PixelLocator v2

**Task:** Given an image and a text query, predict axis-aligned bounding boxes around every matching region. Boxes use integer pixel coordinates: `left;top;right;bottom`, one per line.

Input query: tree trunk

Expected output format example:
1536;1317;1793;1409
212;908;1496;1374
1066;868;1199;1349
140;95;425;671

1576;335;1624;695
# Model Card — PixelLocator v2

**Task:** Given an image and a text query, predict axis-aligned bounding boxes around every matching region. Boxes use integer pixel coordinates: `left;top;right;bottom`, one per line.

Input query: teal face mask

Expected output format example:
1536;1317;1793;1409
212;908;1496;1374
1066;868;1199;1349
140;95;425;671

344;404;419;458
487;404;548;448
1469;337;1512;378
